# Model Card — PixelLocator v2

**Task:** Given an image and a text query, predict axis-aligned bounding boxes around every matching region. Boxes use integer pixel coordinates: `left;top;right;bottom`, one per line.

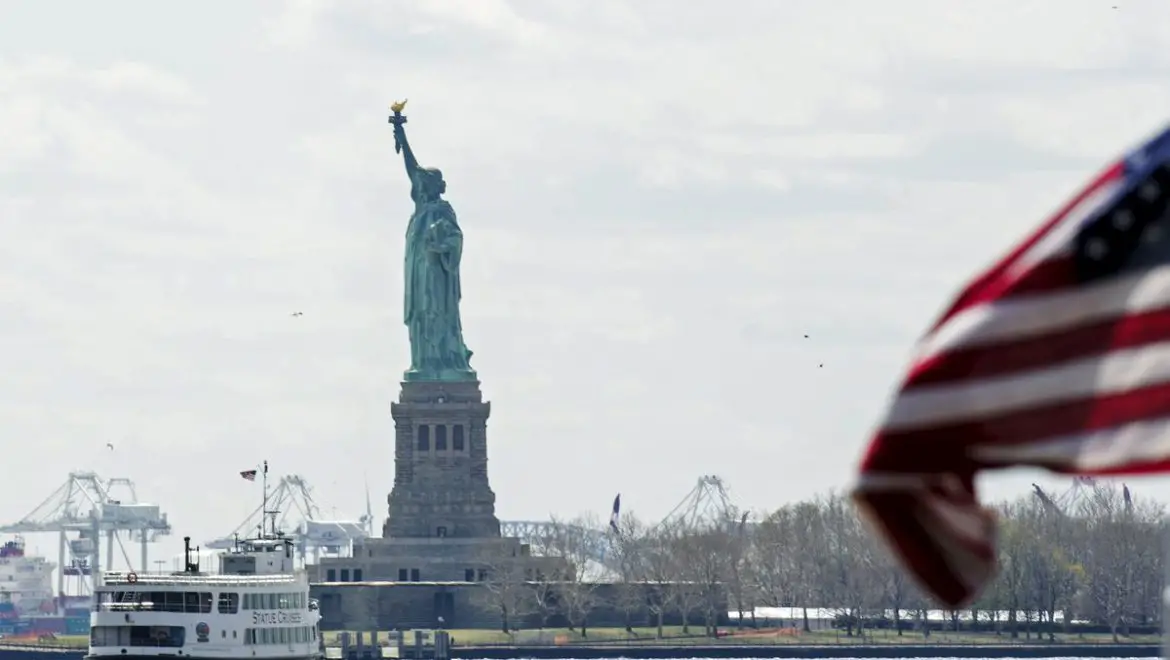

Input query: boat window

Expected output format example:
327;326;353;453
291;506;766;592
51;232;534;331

147;592;167;612
102;591;213;613
91;625;185;648
165;592;185;612
239;625;325;646
184;592;198;613
217;592;239;614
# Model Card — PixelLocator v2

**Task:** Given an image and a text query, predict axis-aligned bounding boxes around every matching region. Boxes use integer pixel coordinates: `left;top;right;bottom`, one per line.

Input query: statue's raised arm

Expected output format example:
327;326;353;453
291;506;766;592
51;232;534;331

388;99;419;180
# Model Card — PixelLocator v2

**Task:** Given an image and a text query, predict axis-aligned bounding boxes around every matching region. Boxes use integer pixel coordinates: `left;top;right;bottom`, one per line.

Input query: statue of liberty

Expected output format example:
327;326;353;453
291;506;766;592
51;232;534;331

389;100;476;382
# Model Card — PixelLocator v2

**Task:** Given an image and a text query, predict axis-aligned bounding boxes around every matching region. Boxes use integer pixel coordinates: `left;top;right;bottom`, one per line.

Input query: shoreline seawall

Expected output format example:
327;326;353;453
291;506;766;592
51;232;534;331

451;644;1161;659
0;643;1160;660
0;648;81;660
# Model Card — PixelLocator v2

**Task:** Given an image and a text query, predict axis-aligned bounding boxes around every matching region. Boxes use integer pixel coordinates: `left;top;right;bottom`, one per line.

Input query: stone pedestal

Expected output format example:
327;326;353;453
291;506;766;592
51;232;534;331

385;380;501;539
310;380;573;627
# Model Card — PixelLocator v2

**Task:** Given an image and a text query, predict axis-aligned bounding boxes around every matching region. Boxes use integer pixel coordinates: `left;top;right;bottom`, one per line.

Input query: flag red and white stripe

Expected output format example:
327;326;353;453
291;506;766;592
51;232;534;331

853;123;1170;608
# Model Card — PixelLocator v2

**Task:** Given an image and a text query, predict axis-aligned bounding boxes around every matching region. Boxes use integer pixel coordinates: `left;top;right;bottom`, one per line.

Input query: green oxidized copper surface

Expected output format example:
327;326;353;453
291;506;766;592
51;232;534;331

390;100;476;382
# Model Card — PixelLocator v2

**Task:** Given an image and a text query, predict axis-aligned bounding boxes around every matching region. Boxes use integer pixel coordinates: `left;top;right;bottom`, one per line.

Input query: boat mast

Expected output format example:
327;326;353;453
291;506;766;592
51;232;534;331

261;460;269;537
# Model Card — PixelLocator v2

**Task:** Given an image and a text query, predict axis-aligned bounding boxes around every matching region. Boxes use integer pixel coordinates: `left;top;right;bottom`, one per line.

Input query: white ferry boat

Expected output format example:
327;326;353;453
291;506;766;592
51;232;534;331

88;532;321;660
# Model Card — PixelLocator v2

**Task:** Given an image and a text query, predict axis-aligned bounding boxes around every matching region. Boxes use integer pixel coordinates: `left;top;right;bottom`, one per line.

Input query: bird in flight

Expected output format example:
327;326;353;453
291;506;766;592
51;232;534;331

106;443;114;451
291;312;303;317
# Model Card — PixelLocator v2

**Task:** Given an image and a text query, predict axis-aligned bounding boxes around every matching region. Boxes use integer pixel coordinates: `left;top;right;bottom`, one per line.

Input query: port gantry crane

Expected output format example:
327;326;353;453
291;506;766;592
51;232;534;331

204;474;369;565
0;471;171;599
1031;475;1136;517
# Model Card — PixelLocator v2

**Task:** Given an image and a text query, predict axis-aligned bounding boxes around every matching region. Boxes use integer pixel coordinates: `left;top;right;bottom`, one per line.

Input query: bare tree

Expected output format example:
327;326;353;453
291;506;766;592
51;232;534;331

752;507;796;613
530;479;1169;639
541;514;606;636
475;541;532;634
820;492;874;637
723;509;755;628
871;539;921;636
609;511;651;632
658;522;704;634
1078;484;1163;641
673;524;733;637
528;565;560;629
638;523;681;638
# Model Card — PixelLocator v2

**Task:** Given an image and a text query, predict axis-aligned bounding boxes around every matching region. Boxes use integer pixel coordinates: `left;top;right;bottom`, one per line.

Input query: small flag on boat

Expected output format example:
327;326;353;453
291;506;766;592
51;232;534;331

240;469;257;481
609;494;621;533
853;122;1170;609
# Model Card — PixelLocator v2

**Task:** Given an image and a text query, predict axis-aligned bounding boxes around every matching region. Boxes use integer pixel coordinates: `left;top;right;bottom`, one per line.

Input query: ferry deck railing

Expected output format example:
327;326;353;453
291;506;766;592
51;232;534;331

100;571;303;587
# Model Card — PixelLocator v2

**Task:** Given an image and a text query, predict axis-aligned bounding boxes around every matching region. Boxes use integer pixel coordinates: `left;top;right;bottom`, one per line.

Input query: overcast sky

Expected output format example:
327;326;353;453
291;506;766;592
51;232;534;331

4;0;1170;569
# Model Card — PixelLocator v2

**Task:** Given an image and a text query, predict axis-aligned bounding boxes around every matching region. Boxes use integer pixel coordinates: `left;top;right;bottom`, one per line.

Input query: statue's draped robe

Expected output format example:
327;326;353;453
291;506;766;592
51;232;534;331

403;182;474;378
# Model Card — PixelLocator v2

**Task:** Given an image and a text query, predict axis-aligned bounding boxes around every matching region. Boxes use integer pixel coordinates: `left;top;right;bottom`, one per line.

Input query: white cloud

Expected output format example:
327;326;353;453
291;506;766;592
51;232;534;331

88;62;203;105
1;0;1168;568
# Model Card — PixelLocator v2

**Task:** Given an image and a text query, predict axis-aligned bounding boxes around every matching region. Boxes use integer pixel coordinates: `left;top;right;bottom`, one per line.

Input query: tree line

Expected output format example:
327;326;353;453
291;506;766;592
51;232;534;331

477;482;1165;641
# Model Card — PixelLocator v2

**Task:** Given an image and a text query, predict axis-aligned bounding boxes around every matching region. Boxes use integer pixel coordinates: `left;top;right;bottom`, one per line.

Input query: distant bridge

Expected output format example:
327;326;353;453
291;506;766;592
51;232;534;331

499;520;613;564
499;477;751;566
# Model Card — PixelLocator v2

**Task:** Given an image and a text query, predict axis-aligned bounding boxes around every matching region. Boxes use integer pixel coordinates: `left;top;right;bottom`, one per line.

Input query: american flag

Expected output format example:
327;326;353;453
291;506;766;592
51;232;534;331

609;494;621;533
240;469;257;481
853;123;1170;608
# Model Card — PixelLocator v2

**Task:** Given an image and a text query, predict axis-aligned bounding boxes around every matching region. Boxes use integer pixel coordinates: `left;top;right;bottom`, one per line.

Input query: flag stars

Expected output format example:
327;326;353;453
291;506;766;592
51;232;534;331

1143;222;1164;245
1140;181;1162;202
1084;237;1110;260
1112;209;1135;230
